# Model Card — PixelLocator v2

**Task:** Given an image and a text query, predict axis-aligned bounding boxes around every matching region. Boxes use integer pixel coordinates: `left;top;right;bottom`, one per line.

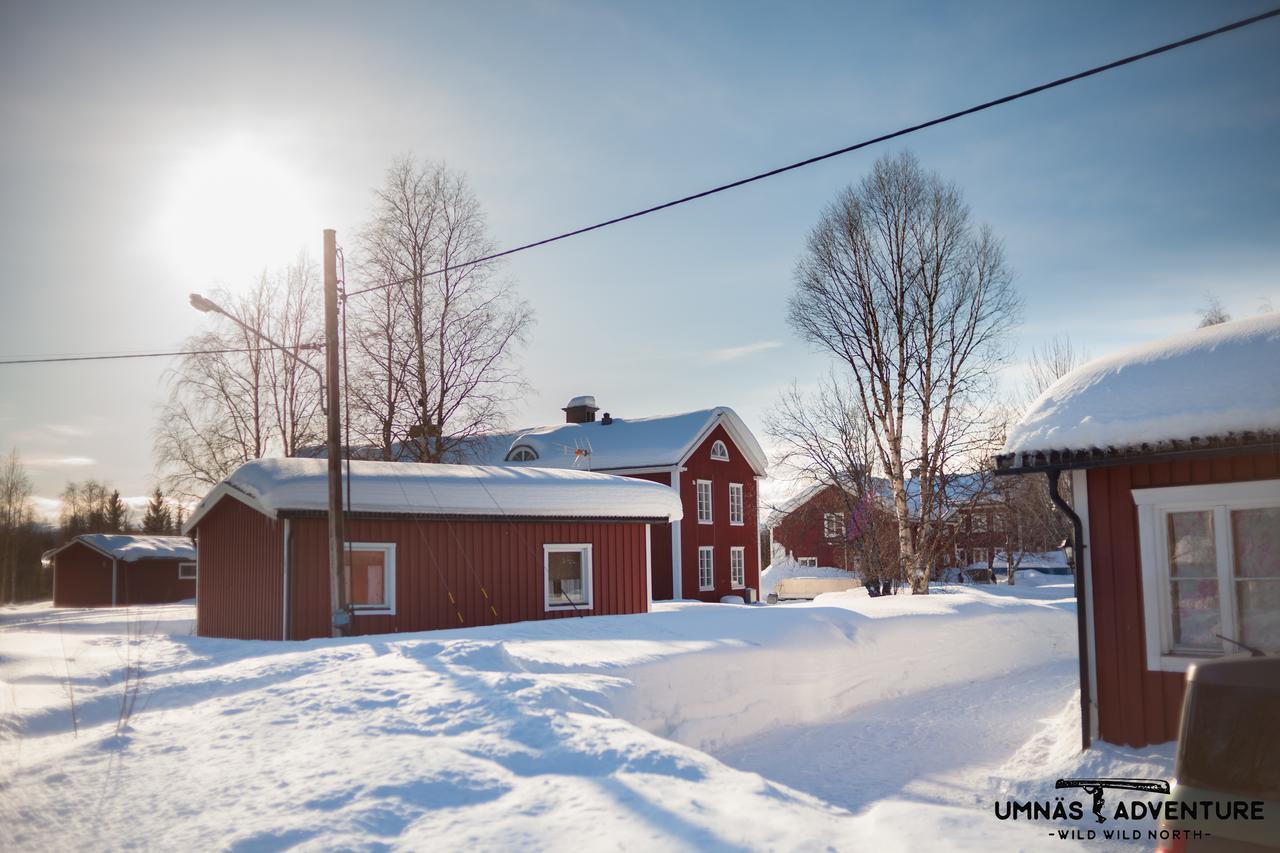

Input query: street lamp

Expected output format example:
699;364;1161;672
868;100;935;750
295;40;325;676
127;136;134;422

187;292;326;410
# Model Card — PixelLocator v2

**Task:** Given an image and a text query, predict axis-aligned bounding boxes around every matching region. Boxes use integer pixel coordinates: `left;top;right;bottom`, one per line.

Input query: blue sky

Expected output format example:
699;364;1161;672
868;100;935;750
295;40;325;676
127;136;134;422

1;0;1278;510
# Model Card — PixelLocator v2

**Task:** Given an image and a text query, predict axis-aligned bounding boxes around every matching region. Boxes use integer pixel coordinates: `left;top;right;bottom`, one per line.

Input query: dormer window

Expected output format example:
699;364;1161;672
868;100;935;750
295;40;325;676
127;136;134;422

710;440;729;461
507;445;538;462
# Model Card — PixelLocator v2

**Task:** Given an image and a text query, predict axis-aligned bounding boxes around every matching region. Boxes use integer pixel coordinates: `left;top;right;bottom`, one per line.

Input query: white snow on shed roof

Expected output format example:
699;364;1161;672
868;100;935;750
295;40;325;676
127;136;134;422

66;534;196;562
1004;313;1280;456
499;407;768;474
185;458;683;532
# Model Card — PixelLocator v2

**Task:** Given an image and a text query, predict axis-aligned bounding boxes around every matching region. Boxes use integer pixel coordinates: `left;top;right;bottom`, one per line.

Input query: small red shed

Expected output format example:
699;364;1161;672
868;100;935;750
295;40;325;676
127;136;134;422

50;534;197;607
996;314;1280;749
184;457;683;641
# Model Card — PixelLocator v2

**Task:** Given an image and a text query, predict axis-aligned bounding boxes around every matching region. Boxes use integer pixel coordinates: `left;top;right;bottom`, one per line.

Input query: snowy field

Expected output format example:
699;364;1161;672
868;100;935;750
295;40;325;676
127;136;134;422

0;576;1171;851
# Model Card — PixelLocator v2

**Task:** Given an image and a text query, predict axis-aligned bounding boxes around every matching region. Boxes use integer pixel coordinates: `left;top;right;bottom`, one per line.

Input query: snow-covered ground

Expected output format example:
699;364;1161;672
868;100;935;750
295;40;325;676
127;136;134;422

0;576;1171;851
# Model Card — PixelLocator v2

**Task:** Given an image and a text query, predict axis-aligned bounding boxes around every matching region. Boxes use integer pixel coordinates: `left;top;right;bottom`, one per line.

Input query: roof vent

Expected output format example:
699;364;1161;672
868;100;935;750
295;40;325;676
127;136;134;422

563;395;599;424
601;412;613;425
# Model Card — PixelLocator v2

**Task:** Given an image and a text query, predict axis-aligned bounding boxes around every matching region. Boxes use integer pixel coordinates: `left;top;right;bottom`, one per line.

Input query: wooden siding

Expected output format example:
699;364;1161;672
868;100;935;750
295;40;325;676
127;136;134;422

118;560;196;604
194;497;284;640
1087;450;1279;747
52;542;114;606
285;516;651;640
627;471;674;601
676;424;761;601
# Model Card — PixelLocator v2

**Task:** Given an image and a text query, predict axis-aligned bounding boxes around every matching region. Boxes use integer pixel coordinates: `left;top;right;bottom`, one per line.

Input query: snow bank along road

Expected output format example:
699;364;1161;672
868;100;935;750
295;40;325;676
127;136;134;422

0;577;1161;850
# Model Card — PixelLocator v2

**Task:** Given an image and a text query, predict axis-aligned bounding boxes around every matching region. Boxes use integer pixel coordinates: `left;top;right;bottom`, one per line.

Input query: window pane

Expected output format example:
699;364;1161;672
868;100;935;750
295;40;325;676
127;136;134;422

1232;507;1280;579
548;551;586;604
1171;578;1221;651
346;550;386;607
1167;511;1216;578
1237;580;1280;652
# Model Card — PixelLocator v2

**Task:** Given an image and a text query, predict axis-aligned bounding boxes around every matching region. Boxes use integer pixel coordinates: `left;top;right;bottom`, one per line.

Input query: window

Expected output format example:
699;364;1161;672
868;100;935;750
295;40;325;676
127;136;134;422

710;440;729;461
730;547;745;589
972;548;988;566
544;544;592;611
698;546;715;591
345;542;396;614
955;548;967;567
696;480;713;524
824;512;845;540
993;514;1006;533
178;561;197;580
729;483;744;526
507;445;538;462
798;557;818;569
1135;481;1280;670
971;513;988;532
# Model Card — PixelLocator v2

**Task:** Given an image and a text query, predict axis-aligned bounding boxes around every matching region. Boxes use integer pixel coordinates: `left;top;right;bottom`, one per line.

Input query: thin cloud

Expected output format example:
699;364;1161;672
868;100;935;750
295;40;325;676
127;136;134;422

707;340;783;363
26;456;96;467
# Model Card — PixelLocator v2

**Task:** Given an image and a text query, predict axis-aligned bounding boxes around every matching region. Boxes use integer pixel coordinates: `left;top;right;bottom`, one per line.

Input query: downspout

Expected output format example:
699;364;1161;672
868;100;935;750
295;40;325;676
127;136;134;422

111;558;118;607
1047;468;1091;751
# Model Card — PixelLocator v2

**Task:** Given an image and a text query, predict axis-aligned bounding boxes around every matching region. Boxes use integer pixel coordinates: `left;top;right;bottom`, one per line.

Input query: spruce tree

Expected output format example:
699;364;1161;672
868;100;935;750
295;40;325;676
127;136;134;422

142;487;172;534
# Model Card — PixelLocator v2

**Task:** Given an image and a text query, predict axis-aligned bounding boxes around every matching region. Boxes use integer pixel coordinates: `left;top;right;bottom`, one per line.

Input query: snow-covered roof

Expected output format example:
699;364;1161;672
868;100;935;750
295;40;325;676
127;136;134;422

184;458;684;533
496;407;768;475
1004;313;1280;458
55;534;196;563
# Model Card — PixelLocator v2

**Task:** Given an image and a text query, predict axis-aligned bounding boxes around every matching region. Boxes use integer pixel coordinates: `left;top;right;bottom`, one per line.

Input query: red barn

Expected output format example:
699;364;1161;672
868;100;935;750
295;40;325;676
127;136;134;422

995;314;1280;748
476;399;769;602
50;534;197;607
184;457;683;641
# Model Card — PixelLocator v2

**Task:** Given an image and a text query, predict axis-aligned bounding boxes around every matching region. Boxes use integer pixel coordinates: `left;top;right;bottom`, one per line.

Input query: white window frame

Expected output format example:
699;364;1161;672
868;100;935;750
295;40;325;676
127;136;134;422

345;541;397;616
728;483;744;526
729;546;745;589
698;546;714;591
178;561;197;580
798;557;818;569
823;512;844;540
695;480;713;524
1134;480;1280;672
506;445;538;462
710;440;729;461
544;543;593;612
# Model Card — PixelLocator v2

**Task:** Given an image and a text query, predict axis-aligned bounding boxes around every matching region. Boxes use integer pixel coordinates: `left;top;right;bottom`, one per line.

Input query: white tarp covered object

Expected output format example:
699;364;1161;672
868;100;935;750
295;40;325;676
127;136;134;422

1005;313;1280;455
69;534;195;562
185;458;683;532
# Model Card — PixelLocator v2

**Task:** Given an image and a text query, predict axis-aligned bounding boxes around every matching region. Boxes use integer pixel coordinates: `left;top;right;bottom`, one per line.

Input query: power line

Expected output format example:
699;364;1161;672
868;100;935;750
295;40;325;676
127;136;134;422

347;6;1280;299
0;344;323;366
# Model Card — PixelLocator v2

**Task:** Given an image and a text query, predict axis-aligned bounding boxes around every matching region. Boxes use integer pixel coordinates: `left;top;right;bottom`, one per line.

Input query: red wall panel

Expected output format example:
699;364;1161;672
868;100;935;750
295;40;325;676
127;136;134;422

119;560;196;604
194;498;284;640
284;516;651;640
770;485;857;570
1087;450;1278;747
53;542;114;607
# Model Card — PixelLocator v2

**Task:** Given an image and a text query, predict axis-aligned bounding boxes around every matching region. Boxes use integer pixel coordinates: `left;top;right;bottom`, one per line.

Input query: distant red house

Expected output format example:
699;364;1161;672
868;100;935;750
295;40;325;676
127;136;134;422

768;484;861;571
184;457;683;640
460;398;769;603
50;534;197;607
996;314;1280;748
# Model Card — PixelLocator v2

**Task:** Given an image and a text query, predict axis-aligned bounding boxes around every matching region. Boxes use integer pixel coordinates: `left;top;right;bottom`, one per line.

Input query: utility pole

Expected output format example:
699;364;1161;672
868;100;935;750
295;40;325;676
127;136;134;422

324;228;349;637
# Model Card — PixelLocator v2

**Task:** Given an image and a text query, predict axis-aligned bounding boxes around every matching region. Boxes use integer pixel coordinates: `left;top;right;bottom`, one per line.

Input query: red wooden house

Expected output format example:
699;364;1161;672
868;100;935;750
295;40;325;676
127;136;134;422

50;534;197;607
995;314;1280;748
767;483;861;571
184;457;683;640
480;398;769;602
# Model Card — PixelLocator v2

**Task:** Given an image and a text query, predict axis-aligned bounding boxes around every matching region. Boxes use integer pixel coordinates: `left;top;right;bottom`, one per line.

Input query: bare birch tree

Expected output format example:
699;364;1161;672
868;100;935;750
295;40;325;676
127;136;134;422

351;157;533;461
787;151;1020;593
0;449;34;602
155;256;324;499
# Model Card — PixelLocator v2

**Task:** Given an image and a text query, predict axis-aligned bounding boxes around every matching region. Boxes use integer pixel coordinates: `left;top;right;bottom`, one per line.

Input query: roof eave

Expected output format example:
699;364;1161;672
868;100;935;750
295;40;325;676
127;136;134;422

993;432;1280;476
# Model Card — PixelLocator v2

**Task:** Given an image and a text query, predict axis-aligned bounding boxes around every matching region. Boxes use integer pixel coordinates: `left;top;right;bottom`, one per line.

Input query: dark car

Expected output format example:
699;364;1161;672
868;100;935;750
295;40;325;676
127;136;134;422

1155;655;1280;851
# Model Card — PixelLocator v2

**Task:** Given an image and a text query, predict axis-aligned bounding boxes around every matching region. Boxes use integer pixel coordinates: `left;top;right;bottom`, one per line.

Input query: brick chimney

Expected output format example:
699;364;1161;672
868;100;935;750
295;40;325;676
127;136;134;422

563;395;599;424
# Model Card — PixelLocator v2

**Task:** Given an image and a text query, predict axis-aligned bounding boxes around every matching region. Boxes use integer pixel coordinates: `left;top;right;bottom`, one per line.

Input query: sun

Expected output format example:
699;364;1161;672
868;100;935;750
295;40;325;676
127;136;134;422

152;135;318;284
